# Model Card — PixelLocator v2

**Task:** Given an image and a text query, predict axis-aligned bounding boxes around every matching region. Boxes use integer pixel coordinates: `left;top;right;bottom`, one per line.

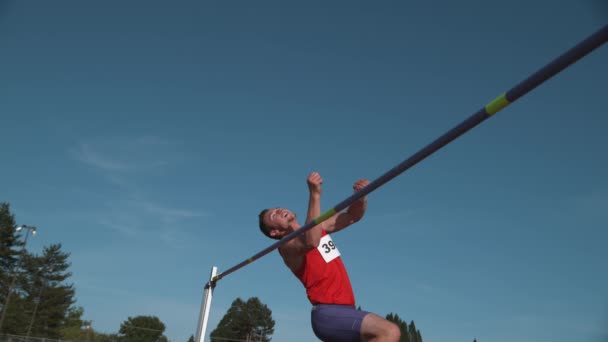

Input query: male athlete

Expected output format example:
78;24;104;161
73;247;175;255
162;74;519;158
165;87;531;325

258;172;400;342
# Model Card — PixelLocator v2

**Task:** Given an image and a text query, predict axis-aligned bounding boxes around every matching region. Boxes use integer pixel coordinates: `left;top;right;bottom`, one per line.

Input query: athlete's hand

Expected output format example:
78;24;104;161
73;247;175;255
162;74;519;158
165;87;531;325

353;179;369;201
353;179;369;192
307;172;323;196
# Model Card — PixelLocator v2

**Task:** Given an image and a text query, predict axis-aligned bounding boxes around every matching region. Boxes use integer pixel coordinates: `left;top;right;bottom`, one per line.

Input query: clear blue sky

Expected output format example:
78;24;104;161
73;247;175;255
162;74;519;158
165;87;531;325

1;1;607;341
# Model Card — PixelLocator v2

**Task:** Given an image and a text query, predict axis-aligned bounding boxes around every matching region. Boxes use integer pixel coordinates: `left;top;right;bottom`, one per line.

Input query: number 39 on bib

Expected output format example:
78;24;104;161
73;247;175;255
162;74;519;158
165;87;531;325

317;234;341;263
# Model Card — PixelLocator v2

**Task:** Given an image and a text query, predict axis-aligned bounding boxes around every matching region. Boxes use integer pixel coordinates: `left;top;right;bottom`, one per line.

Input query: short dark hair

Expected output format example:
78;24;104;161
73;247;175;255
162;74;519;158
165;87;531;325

258;209;279;240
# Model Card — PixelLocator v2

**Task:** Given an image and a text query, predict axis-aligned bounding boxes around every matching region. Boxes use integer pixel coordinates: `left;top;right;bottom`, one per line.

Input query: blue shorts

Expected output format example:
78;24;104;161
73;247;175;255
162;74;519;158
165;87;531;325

311;304;369;342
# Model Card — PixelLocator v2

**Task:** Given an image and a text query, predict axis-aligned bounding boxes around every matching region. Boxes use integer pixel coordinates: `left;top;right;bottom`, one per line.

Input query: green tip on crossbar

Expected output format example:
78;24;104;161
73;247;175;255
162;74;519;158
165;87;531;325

485;93;511;115
314;208;336;224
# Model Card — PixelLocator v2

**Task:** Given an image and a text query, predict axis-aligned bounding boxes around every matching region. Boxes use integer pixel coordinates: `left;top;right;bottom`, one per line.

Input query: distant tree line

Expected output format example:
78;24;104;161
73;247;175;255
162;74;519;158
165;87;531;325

0;203;170;342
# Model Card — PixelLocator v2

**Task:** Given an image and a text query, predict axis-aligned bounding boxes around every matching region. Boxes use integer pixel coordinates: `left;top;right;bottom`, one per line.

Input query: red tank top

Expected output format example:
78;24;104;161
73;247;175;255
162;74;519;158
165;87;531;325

293;230;355;305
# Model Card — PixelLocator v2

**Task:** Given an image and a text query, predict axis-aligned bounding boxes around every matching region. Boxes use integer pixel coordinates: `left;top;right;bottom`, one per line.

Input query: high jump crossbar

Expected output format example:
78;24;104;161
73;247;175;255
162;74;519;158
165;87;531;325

211;24;607;285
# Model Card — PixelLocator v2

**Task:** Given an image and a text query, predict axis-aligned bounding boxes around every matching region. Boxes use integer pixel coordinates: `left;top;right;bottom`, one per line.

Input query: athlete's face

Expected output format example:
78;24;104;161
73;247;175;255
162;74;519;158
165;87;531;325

263;208;297;238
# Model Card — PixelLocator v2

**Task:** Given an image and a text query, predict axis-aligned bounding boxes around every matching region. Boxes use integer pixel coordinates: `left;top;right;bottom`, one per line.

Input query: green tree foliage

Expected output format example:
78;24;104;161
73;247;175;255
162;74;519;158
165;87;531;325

0;203;20;275
59;306;94;341
0;203;82;338
21;244;76;338
1;295;29;335
93;331;120;342
118;315;167;342
0;202;22;332
210;297;275;342
386;312;422;342
64;306;86;329
409;320;422;342
187;335;195;342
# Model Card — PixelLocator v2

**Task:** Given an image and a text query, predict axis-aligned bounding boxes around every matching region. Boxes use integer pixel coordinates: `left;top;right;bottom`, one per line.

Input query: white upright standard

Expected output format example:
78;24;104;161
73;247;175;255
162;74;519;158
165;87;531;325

196;266;217;342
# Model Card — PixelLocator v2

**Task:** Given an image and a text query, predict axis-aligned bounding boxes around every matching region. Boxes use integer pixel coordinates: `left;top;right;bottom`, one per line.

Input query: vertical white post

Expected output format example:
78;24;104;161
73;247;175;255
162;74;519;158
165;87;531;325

196;266;217;342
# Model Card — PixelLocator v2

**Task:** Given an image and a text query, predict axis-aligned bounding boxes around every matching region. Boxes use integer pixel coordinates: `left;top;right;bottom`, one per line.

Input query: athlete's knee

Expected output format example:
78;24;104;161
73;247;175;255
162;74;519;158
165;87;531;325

384;321;401;341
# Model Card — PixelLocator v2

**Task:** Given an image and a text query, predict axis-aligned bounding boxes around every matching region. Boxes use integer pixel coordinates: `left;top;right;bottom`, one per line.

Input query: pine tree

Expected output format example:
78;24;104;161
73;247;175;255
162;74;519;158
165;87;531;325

21;244;76;338
0;206;82;338
415;328;422;342
408;320;422;342
210;297;275;342
0;203;20;275
0;203;27;334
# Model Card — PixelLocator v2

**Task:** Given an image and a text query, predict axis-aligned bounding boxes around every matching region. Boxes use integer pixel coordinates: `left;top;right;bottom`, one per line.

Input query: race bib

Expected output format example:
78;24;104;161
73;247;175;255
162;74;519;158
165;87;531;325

317;234;341;263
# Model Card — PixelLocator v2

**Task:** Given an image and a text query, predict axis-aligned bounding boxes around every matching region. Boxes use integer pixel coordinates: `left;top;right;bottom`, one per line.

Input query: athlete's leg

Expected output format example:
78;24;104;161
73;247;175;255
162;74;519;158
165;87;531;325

360;313;401;342
311;304;368;341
